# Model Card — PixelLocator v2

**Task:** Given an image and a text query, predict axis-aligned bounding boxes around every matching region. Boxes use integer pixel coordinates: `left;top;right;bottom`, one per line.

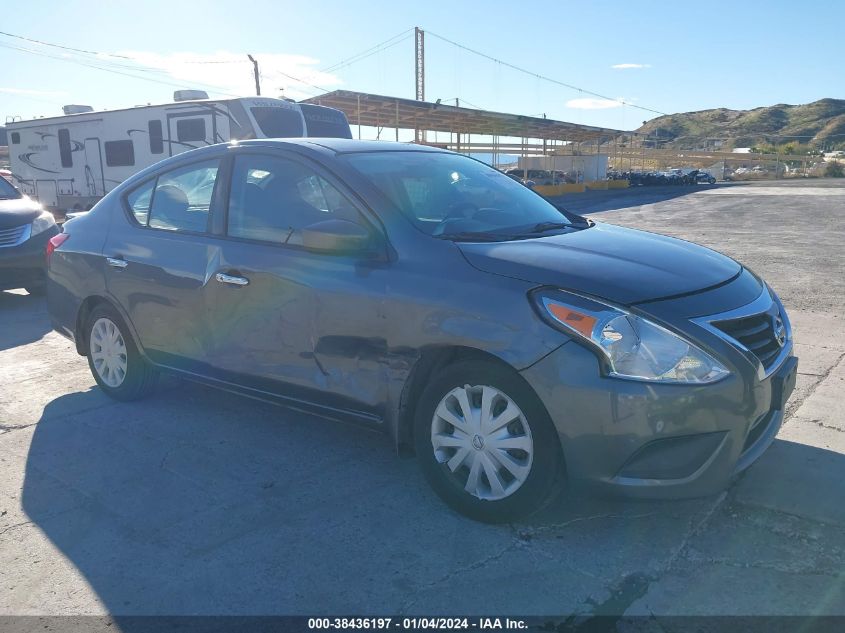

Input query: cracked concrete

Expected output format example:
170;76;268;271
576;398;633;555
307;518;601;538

1;180;844;616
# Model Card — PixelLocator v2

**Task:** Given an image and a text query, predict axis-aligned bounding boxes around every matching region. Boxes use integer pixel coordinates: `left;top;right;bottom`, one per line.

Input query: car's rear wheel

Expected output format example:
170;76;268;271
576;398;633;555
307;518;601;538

414;360;564;523
86;304;158;401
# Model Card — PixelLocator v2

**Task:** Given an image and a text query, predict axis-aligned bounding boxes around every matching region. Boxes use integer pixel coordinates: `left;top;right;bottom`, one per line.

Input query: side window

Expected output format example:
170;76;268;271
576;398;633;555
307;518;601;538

148;120;164;154
176;118;206;143
227;154;362;245
126;180;154;225
105;140;135;166
58;129;73;168
148;160;219;232
11;132;20;145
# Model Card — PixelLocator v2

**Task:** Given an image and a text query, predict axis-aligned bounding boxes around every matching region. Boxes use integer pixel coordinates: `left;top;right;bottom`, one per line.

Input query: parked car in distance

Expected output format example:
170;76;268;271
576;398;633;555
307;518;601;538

696;171;717;184
0;175;59;294
47;139;798;523
505;168;556;185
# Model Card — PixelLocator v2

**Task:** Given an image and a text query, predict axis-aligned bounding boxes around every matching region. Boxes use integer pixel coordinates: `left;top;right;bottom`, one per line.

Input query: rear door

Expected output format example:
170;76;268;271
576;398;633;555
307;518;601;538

205;149;389;416
103;157;224;368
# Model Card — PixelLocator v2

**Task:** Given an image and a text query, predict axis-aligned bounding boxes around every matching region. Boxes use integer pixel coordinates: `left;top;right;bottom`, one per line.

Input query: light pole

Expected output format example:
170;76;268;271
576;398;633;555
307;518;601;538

247;54;261;96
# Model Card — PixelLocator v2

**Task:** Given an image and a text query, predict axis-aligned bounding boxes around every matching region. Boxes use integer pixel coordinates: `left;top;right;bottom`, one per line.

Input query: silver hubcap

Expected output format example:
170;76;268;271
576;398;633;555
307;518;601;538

431;384;534;501
90;317;128;388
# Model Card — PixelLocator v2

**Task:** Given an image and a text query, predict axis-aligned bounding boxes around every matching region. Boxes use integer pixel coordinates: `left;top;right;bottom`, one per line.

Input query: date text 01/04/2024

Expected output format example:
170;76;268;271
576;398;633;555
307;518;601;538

307;618;529;630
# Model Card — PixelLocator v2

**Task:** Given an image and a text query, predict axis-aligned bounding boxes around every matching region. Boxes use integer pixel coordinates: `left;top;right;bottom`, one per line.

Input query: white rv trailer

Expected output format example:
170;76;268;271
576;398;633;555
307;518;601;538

6;93;352;212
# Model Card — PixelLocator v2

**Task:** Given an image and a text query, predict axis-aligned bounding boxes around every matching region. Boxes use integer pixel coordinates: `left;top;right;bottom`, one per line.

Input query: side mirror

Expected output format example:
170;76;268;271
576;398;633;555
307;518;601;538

301;219;372;254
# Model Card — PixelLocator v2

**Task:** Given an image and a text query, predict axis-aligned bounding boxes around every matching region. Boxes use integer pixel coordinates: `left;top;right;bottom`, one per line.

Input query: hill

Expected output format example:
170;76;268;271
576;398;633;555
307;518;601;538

636;99;845;150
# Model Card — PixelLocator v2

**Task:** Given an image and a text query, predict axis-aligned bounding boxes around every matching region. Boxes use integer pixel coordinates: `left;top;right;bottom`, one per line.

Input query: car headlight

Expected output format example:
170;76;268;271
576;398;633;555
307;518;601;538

30;211;56;237
533;290;730;384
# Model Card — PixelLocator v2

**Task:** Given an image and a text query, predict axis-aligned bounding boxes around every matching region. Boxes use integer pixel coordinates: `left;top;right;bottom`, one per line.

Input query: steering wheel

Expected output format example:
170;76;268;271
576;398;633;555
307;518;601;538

431;201;481;236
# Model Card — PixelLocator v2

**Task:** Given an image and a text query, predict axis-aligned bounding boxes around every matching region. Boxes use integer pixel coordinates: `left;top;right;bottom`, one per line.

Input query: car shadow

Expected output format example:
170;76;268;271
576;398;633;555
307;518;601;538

0;290;52;351
18;384;845;619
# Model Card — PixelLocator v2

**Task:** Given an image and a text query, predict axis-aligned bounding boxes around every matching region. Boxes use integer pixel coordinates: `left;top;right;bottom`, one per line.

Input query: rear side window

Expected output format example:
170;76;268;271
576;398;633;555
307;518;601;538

148;160;219;232
148;120;164;154
126;180;154;225
105;140;135;166
11;132;20;144
176;118;206;143
58;129;73;168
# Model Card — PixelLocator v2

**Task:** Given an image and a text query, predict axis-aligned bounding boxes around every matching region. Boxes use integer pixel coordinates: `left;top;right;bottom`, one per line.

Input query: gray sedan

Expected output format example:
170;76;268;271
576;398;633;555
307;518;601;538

46;139;798;522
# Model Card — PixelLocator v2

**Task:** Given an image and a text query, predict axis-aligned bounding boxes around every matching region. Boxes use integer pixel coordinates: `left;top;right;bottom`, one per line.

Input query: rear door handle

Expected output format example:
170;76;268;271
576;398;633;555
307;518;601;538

215;272;249;286
106;257;128;269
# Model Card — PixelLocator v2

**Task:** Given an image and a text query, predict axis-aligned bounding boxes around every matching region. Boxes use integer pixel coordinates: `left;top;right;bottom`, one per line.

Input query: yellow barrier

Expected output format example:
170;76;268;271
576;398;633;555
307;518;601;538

607;180;629;189
532;184;564;197
585;180;608;190
533;183;587;196
560;183;586;193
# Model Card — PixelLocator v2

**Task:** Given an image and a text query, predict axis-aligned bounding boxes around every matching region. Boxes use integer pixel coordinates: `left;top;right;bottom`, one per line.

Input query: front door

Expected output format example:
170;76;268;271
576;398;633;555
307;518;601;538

206;150;389;417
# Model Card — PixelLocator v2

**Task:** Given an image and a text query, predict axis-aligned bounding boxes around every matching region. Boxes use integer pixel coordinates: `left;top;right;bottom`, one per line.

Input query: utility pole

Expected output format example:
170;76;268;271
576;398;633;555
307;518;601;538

414;27;425;143
247;54;261;96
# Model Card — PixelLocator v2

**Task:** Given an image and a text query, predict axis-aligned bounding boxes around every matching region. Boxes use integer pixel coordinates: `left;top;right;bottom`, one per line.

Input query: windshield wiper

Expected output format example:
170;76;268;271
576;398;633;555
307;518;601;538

435;231;515;242
526;221;573;233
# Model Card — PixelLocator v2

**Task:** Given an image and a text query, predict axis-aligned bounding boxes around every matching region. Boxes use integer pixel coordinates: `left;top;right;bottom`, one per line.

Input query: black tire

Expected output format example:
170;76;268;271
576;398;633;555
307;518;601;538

85;303;158;401
414;360;564;523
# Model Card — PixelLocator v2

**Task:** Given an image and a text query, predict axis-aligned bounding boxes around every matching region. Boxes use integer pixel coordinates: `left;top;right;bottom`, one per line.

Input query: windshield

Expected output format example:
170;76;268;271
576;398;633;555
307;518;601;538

250;106;305;137
0;176;21;199
343;151;571;238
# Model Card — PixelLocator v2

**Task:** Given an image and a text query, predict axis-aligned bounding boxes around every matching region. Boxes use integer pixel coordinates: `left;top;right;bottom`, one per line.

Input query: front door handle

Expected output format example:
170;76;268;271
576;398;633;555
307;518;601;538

215;272;249;286
106;257;128;269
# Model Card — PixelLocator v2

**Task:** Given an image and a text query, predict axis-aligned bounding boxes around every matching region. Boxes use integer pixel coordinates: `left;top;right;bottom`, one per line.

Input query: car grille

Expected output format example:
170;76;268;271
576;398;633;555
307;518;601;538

712;311;784;370
0;224;28;248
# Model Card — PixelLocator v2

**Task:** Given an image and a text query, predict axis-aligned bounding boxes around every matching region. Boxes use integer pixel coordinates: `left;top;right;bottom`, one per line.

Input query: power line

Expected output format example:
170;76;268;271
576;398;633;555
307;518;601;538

0;41;241;98
262;67;332;95
0;29;132;59
321;28;413;73
425;29;667;116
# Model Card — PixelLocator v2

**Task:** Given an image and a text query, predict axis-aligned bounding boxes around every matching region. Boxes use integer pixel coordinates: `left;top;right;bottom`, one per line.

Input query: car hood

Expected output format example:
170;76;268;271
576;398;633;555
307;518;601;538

0;197;44;229
458;222;742;305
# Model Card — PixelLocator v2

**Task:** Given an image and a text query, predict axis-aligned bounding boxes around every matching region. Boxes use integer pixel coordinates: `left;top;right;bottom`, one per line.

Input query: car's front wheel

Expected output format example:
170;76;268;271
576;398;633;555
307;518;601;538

86;304;158;401
414;360;564;523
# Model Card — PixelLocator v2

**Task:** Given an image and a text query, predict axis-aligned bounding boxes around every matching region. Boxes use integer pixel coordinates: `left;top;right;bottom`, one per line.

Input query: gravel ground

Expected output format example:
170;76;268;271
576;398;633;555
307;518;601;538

1;179;843;621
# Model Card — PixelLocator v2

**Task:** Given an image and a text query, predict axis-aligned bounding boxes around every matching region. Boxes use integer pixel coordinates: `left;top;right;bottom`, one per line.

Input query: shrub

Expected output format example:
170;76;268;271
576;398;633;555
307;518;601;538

825;161;844;178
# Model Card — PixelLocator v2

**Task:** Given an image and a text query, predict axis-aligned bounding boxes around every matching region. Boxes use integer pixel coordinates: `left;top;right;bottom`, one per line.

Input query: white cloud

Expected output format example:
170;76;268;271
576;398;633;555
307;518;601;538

0;87;68;96
566;98;624;110
611;63;651;70
115;50;342;100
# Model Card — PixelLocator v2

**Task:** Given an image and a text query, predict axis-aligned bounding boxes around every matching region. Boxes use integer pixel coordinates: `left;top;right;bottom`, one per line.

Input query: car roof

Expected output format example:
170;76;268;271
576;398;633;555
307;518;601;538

235;138;449;155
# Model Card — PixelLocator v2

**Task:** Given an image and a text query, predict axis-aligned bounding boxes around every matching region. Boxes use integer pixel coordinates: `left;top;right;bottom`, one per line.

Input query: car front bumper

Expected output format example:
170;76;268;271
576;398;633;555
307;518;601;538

520;340;797;498
0;225;58;290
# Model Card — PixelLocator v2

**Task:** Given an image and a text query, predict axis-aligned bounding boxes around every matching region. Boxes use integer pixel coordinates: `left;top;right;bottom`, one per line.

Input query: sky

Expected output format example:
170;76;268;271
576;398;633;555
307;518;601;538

1;0;842;134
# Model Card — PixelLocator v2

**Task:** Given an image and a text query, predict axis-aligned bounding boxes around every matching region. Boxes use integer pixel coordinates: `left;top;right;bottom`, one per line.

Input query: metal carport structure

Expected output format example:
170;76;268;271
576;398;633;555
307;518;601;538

301;90;623;159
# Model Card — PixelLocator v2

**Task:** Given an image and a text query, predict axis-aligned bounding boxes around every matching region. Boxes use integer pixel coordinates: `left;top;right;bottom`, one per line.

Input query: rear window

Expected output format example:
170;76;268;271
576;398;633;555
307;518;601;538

250;107;304;137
